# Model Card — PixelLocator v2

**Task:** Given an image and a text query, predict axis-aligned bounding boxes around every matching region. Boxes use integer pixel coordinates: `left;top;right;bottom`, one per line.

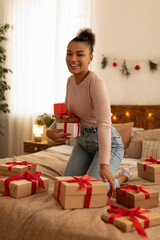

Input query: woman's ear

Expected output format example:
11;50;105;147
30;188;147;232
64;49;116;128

88;54;93;64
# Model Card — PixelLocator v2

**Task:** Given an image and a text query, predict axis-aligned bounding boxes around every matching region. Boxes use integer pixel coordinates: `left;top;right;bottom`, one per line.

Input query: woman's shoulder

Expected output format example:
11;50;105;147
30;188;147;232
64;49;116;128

89;71;104;84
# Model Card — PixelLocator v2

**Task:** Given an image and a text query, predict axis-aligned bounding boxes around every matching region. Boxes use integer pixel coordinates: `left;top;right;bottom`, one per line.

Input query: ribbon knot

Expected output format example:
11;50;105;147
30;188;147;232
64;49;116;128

5;161;37;171
120;185;150;199
60;112;74;118
2;171;45;197
144;156;160;170
107;200;150;238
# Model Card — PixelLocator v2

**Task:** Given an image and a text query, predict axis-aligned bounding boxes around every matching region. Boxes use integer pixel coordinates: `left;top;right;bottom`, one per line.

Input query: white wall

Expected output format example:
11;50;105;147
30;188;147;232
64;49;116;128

91;0;160;105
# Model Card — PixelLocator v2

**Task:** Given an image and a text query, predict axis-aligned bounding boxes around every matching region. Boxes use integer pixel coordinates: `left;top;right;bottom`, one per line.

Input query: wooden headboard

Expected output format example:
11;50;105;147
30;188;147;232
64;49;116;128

111;105;160;129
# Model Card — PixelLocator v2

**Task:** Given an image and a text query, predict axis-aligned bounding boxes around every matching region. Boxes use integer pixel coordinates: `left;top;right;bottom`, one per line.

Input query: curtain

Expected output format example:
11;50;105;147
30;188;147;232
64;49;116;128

0;0;91;158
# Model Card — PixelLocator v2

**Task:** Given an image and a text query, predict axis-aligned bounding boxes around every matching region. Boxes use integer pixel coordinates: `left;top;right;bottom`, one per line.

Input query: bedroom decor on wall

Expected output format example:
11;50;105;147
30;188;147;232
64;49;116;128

101;55;159;77
0;24;12;136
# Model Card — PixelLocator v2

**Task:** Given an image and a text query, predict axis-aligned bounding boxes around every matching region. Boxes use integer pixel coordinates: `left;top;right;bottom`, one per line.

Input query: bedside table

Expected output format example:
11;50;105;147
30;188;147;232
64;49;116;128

24;140;60;154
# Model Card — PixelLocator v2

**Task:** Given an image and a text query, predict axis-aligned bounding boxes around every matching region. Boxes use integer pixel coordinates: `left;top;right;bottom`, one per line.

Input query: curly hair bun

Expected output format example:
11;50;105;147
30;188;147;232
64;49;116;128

77;28;96;47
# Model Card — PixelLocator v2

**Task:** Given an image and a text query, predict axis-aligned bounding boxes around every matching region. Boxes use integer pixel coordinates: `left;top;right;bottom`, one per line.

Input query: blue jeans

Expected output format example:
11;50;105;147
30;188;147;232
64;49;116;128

63;125;124;192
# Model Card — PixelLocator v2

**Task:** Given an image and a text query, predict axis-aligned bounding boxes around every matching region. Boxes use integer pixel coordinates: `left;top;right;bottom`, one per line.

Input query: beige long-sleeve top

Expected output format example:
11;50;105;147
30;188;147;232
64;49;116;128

65;71;112;164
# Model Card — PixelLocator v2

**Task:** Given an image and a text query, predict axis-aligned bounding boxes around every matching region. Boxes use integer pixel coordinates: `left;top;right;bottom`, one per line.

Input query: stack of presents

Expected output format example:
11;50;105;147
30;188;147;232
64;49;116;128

1;102;160;238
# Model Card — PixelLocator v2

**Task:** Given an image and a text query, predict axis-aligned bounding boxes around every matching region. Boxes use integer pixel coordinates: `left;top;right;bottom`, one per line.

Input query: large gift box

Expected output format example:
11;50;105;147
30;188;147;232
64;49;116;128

56;122;80;138
0;171;49;198
54;174;108;209
0;161;37;176
137;156;160;182
102;200;160;238
54;103;66;115
116;185;159;209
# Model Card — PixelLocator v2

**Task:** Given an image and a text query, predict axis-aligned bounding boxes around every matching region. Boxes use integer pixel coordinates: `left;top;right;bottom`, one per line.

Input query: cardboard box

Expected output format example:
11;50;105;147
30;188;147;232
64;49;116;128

0;174;49;198
0;161;37;177
56;122;80;137
54;103;66;115
54;176;108;209
116;185;159;208
53;114;79;123
137;160;160;182
102;206;160;234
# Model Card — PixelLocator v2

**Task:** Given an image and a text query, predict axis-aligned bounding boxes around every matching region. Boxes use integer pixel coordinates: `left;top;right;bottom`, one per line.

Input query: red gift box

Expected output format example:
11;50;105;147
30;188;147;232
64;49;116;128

54;103;66;115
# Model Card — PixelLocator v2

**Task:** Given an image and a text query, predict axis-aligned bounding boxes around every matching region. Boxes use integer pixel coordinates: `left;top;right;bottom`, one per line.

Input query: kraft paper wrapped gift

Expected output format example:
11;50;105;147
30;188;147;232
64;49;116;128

56;122;80;138
0;161;37;177
137;157;160;182
116;185;159;209
53;113;80;123
102;200;160;238
54;103;66;115
0;172;49;199
54;174;108;209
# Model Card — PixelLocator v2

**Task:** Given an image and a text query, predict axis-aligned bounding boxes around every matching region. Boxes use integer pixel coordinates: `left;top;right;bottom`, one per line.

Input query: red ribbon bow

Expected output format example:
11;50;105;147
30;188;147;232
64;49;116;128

144;156;160;170
119;185;150;199
2;171;45;197
5;161;37;171
107;200;150;238
60;112;74;118
57;174;98;208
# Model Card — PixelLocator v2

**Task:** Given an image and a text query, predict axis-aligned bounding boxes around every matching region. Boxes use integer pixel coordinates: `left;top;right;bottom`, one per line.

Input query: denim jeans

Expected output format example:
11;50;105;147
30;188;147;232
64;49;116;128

63;125;124;192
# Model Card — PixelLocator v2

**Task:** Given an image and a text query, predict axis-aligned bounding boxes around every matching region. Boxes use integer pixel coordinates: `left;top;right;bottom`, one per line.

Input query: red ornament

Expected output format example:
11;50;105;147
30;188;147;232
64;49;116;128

112;62;117;67
135;65;140;70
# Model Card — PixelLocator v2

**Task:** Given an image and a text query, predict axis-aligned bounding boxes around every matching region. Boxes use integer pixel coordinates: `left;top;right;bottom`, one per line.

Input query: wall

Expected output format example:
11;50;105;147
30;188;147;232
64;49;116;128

91;0;160;105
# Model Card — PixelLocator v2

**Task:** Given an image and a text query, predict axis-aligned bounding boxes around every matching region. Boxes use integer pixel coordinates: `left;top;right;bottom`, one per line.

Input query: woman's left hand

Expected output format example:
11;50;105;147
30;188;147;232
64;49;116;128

99;164;115;198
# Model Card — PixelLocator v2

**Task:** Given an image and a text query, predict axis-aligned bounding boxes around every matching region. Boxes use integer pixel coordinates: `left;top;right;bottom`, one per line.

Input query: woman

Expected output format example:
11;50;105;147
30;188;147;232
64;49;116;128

46;28;132;197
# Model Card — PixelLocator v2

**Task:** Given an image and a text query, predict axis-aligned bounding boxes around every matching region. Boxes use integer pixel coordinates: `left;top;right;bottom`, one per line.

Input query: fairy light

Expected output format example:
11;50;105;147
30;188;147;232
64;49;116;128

125;111;130;117
148;112;152;118
112;115;117;121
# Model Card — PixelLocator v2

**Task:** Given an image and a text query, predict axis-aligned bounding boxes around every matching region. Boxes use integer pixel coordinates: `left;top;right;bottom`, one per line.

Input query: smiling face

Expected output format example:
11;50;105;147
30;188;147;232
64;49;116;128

66;41;93;79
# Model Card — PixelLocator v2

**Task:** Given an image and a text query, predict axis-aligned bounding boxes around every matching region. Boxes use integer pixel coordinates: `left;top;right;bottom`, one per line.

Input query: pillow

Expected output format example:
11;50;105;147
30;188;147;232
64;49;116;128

113;122;134;149
124;129;160;159
131;127;144;137
141;140;160;160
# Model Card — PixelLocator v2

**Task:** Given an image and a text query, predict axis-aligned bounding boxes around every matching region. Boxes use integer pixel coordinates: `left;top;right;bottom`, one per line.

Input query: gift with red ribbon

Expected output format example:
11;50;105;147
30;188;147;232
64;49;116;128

0;161;38;177
53;112;80;123
102;200;154;237
56;122;81;137
54;174;108;209
54;103;66;115
116;184;159;209
137;156;160;182
0;171;49;198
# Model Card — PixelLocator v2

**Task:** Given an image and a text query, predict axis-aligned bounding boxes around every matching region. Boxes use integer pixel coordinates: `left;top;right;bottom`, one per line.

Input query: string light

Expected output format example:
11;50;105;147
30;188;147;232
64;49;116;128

125;111;130;117
148;112;152;118
112;115;117;121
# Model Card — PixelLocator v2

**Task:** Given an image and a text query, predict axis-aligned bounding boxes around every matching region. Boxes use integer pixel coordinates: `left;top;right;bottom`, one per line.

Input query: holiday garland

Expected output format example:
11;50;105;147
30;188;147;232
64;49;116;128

101;56;158;77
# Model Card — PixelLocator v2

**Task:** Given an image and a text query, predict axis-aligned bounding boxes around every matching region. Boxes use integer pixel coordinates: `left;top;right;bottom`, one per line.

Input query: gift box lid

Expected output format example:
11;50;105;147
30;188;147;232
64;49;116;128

0;161;37;173
55;176;107;196
116;185;159;200
137;161;160;173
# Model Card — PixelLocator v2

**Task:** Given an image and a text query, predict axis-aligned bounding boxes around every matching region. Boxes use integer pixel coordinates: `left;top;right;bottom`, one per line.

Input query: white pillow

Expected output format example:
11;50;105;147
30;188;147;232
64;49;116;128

131;127;144;137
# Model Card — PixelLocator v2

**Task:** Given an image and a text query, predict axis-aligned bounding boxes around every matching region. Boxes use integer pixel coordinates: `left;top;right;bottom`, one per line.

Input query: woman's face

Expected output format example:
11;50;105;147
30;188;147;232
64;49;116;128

66;41;93;76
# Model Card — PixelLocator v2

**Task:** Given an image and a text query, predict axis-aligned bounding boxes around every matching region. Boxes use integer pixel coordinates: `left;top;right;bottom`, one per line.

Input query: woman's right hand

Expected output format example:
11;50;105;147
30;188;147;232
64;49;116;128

46;129;71;143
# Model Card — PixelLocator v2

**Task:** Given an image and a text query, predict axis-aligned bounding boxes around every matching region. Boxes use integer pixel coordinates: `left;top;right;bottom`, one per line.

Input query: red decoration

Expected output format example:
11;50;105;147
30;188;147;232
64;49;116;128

135;65;140;70
107;200;150;238
144;156;160;170
112;62;117;67
119;185;150;199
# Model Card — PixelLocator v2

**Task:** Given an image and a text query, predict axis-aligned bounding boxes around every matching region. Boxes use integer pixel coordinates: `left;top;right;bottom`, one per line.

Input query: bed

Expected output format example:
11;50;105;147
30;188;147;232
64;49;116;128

0;105;160;240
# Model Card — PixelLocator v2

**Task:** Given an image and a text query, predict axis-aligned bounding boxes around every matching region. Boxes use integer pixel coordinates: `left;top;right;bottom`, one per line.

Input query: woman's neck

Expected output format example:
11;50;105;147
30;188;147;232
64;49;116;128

74;70;90;85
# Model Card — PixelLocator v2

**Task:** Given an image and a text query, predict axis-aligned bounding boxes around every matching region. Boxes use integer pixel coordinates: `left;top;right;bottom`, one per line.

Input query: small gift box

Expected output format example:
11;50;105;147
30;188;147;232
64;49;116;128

56;122;80;137
102;200;160;238
116;185;159;209
54;103;66;115
0;161;37;177
137;156;160;182
53;112;80;123
0;172;49;199
54;174;108;209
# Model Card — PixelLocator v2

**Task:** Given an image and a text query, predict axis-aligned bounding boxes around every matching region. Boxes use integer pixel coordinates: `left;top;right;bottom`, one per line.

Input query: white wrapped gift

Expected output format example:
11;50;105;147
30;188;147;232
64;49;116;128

56;122;80;137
